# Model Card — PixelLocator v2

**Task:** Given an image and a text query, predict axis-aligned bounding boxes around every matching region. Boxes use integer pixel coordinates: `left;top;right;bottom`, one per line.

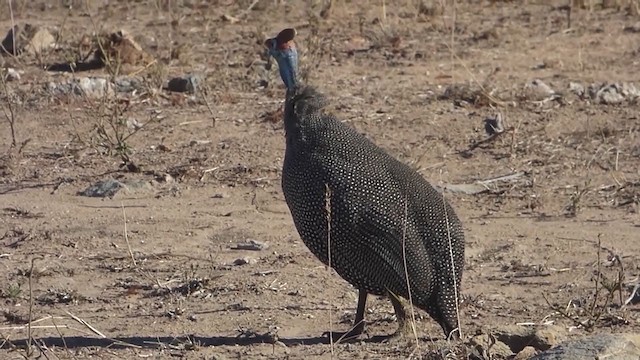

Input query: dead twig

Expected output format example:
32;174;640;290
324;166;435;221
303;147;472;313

27;256;44;357
324;184;335;354
121;202;137;267
63;310;106;338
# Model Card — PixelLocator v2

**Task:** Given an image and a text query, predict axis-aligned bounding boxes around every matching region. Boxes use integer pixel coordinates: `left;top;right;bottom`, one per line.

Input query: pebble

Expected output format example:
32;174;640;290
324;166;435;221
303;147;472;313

167;74;201;93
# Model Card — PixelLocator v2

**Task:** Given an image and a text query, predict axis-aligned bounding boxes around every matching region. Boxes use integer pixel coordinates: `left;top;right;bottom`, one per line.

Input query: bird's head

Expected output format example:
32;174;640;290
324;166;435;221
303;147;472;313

264;28;298;91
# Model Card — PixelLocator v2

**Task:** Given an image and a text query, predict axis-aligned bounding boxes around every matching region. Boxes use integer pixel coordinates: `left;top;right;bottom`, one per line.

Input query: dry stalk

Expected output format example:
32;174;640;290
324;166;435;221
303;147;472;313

441;172;462;340
8;0;16;56
122;202;137;267
401;194;420;345
0;325;70;331
450;0;456;76
201;85;217;127
543;234;625;330
324;184;334;356
50;316;71;358
27;256;43;357
64;310;106;338
382;0;387;23
590;234;602;315
440;171;462;340
0;69;18;148
37;6;72;69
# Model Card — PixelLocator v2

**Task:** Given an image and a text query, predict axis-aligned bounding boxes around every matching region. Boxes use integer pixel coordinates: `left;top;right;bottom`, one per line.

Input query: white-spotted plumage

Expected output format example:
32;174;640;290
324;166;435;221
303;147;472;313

281;86;465;337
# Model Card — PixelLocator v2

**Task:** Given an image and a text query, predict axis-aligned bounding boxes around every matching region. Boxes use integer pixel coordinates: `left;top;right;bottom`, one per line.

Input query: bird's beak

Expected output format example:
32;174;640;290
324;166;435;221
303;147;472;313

263;41;273;71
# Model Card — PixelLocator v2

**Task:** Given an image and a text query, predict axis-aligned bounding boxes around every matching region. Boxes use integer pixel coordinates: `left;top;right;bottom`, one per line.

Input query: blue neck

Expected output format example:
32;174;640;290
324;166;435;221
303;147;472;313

276;48;298;91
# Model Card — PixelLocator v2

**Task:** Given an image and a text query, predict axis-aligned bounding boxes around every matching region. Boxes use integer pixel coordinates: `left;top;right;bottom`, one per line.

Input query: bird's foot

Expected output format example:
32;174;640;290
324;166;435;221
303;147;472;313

322;324;365;343
381;319;418;344
384;288;418;345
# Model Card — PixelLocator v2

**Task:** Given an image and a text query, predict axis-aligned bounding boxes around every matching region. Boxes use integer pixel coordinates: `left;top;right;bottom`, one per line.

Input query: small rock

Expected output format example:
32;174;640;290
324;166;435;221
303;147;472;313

189;140;212;147
127;118;143;130
232;257;257;266
620;82;640;98
623;22;640;33
47;77;114;98
534;326;567;350
531;62;547;70
514;346;538;360
586;82;640;104
114;76;143;93
167;74;201;93
484;113;505;136
76;77;113;98
24;27;55;55
1;24;55;56
95;30;154;66
440;83;484;105
522;79;556;101
470;334;514;359
596;83;625;104
156;144;171;152
4;68;20;81
231;239;269;251
78;179;124;198
532;333;640;360
624;282;640;305
493;325;567;353
568;82;585;97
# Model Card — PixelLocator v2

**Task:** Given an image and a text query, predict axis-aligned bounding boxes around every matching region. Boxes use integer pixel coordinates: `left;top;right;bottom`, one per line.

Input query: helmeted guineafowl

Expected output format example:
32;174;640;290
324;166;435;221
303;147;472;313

265;28;465;341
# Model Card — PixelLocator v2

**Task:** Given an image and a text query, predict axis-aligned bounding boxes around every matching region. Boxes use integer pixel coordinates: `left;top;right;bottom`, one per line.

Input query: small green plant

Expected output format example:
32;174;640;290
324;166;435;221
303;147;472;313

2;283;22;301
84;93;134;170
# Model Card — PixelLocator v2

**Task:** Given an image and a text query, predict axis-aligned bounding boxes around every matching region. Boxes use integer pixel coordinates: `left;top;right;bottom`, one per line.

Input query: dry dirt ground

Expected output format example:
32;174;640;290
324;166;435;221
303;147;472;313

1;1;640;359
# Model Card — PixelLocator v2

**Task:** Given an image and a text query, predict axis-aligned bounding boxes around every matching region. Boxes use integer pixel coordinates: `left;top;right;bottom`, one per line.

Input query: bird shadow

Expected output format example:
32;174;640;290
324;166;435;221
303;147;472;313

45;60;104;73
4;333;407;350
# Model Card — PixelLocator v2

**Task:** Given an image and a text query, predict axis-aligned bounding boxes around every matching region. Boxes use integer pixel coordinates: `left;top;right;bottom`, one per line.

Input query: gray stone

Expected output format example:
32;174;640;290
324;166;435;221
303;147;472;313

584;82;640;104
76;77;113;98
568;82;585;97
596;84;626;104
232;257;257;266
167;74;201;93
78;179;124;198
231;239;269;251
532;333;640;360
47;76;144;98
114;76;143;93
47;77;113;98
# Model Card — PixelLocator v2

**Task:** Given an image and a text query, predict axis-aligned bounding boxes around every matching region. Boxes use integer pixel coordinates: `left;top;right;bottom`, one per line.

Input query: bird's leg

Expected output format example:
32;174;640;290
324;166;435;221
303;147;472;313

386;289;416;342
323;290;367;342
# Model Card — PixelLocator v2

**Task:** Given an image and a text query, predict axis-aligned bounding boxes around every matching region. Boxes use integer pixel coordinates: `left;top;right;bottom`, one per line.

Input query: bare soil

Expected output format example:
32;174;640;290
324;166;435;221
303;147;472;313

1;1;639;359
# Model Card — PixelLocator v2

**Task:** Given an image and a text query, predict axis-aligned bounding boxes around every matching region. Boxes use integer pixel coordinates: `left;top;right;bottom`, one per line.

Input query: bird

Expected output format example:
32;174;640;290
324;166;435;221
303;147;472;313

264;28;465;341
